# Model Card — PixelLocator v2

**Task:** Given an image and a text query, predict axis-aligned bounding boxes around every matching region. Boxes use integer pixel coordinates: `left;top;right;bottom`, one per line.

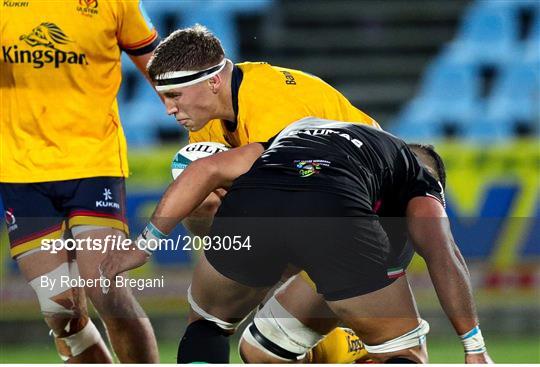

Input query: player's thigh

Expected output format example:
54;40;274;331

18;248;71;282
289;208;421;343
17;249;85;302
0;182;66;259
60;177;136;314
293;213;396;301
189;252;270;323
194;189;290;321
274;274;338;335
325;275;420;346
1;183;87;325
72;227;138;315
72;227;126;278
64;177;129;288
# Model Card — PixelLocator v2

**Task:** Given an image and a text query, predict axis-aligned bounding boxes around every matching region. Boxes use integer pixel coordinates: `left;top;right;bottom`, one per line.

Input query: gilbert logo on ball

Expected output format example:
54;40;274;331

171;142;229;179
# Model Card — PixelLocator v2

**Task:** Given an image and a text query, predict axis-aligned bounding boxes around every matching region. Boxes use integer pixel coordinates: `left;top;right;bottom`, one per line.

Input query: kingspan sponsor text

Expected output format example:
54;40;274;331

2;45;88;68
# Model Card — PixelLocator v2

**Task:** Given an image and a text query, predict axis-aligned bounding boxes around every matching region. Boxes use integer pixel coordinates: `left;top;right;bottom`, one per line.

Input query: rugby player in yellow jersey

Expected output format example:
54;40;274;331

142;24;378;363
0;1;160;363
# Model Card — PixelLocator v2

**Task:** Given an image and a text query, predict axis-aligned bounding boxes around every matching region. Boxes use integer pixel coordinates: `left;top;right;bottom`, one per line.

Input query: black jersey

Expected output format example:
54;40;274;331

230;117;445;274
233;117;445;216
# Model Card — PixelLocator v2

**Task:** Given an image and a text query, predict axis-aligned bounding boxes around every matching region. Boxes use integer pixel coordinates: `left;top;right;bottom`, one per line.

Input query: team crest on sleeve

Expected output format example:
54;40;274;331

295;160;331;177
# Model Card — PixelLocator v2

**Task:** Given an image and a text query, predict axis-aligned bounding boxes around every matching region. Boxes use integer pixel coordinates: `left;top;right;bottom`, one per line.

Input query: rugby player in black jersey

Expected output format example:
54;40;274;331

101;117;492;364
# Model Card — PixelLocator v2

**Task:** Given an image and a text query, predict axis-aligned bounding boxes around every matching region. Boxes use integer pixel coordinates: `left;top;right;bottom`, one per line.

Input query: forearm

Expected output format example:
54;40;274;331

151;160;221;234
406;198;481;336
423;250;479;335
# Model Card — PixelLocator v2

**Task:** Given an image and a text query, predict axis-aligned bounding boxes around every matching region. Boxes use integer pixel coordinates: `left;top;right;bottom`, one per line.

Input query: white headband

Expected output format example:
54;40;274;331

154;58;229;92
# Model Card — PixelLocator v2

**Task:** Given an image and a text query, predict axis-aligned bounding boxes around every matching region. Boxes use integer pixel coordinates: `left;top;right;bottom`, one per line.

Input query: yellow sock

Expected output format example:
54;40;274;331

310;327;369;363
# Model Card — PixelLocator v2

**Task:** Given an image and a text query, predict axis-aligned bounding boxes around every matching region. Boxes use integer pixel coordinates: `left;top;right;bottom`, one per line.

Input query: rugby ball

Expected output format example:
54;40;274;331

171;142;229;179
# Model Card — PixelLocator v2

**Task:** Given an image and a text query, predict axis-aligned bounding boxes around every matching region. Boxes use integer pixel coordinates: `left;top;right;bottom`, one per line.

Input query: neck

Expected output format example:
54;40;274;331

216;62;236;121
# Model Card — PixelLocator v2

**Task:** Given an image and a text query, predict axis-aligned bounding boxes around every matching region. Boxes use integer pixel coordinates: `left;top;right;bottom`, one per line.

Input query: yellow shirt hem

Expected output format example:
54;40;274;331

0;169;127;183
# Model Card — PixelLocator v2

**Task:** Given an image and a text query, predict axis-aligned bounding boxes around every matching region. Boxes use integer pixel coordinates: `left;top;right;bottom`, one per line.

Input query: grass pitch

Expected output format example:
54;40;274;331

1;334;538;363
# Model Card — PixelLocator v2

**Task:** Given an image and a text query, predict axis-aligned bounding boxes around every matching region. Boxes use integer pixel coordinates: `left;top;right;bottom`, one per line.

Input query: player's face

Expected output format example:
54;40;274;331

161;82;217;132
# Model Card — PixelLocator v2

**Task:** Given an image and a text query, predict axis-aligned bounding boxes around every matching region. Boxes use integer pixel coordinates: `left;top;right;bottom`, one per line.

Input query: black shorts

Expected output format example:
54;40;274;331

206;188;411;301
0;177;128;258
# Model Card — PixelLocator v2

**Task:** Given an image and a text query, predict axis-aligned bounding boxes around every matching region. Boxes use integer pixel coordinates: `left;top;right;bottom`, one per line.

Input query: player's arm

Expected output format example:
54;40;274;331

127;52;166;103
151;143;264;233
129;53;153;80
183;128;232;236
406;197;493;364
116;0;161;98
99;143;264;280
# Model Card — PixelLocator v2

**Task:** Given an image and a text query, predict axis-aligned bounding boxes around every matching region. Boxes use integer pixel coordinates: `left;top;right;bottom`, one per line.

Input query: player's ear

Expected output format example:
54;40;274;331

207;75;221;94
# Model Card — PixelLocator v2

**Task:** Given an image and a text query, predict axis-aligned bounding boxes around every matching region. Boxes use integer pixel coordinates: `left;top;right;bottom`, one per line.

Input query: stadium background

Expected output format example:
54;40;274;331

1;0;538;363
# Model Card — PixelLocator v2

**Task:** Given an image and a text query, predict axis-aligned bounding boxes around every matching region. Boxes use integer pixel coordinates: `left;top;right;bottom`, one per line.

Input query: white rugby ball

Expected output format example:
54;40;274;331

171;142;229;179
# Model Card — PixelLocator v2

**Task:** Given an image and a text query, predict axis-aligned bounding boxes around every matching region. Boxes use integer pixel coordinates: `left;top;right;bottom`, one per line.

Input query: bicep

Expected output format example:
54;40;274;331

203;143;264;185
406;196;455;259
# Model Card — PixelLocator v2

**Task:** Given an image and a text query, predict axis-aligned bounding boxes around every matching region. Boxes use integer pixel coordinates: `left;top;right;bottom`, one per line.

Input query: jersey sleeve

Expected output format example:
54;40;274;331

116;0;160;55
397;147;446;209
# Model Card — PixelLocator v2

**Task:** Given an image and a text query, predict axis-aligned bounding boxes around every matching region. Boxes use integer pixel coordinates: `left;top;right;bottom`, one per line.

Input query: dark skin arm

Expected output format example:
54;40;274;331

99;143;264;280
406;196;493;364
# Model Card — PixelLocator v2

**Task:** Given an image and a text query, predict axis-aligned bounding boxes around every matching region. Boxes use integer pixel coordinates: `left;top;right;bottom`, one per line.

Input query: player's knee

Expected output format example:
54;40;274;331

240;296;325;363
86;284;140;321
28;261;103;360
180;284;240;363
29;261;81;319
364;319;430;363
